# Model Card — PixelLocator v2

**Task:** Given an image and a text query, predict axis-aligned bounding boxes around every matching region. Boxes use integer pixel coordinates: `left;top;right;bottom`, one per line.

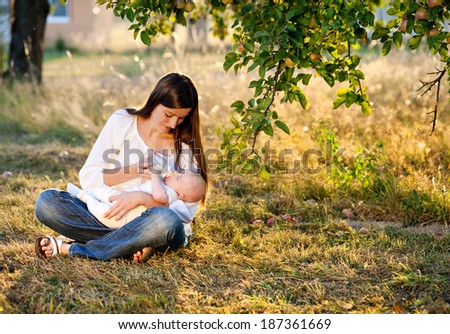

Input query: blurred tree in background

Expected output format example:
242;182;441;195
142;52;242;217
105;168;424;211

3;0;49;84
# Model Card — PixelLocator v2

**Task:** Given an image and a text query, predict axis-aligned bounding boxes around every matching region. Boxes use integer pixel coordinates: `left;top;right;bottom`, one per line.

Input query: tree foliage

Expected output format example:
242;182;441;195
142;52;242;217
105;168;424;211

95;0;450;175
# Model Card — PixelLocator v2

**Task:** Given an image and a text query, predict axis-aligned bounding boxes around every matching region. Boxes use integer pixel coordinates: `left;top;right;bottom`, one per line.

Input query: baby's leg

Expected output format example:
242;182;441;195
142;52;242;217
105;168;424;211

67;183;82;197
67;183;100;205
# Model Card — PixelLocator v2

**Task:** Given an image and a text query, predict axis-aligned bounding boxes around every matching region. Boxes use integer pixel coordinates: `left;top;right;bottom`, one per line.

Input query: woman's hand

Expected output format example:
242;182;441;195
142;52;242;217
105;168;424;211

103;191;145;220
103;191;167;220
137;156;165;180
136;162;152;180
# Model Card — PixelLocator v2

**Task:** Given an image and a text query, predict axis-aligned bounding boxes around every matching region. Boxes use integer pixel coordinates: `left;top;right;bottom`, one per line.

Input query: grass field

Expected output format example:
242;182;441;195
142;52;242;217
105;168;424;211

0;45;449;314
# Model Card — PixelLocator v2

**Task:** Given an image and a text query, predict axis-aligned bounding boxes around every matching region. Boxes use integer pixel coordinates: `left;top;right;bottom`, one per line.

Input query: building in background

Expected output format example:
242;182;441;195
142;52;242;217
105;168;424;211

45;0;118;51
0;0;219;53
0;0;133;52
44;0;212;52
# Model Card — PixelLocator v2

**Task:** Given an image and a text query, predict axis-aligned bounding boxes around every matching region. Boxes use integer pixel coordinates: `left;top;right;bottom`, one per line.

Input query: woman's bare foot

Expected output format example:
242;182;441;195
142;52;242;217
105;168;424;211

133;250;144;263
36;236;70;258
133;247;154;263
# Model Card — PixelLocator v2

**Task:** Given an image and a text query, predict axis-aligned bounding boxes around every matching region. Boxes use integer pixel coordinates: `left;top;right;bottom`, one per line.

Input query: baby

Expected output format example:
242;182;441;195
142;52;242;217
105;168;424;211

67;170;205;229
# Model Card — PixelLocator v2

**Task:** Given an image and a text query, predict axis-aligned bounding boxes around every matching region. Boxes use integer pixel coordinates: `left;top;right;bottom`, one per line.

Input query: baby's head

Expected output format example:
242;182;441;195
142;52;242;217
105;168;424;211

165;170;206;203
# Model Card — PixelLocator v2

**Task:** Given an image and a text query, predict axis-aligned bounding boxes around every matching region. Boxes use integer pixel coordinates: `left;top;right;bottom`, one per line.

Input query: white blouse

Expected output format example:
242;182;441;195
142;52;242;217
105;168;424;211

79;109;200;224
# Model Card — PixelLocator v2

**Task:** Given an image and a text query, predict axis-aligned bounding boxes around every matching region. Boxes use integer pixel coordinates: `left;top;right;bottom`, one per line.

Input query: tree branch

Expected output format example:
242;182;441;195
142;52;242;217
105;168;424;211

416;68;446;135
242;61;283;160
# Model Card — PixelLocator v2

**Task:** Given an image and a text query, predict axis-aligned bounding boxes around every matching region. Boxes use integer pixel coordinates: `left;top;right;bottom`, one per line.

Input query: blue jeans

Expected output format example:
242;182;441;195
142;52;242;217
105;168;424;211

35;189;186;260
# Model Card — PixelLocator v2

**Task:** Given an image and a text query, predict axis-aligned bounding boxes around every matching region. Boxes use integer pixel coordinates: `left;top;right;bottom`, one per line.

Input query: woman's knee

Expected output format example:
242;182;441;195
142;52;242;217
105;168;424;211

35;189;65;222
145;206;182;226
141;207;184;238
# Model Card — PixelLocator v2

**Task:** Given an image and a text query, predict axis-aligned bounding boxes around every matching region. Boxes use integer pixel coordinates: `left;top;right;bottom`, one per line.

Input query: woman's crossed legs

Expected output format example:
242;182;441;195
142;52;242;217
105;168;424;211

35;189;186;262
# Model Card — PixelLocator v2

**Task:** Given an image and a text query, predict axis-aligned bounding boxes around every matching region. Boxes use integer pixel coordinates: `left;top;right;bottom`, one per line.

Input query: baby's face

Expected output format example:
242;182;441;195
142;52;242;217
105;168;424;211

165;170;205;202
164;171;192;192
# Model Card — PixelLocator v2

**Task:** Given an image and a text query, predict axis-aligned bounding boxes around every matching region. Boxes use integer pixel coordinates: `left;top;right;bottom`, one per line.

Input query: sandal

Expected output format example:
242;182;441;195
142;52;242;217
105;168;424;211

35;235;63;258
139;247;155;263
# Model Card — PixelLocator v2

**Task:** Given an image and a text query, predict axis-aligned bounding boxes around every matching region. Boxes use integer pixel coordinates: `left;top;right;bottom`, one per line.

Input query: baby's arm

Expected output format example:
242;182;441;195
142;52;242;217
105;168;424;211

150;173;169;204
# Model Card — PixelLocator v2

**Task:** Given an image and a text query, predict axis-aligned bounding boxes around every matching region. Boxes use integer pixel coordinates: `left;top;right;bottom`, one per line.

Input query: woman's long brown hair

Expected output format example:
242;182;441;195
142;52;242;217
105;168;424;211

127;73;208;205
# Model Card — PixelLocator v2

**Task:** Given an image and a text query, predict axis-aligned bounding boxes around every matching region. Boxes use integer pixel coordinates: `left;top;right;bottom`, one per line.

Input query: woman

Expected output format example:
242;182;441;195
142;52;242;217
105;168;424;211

34;72;208;263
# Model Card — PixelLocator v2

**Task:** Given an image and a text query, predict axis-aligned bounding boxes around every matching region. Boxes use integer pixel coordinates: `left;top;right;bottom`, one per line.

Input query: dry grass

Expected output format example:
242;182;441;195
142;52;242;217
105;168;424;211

0;46;449;314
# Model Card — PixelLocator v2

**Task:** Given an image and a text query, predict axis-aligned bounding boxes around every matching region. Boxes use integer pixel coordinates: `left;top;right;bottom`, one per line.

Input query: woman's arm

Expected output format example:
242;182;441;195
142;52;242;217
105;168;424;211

80;110;136;189
103;163;140;186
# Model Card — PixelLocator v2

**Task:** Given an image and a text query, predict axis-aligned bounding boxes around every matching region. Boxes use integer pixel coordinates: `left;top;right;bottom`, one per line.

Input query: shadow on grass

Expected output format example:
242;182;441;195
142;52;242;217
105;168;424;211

0;118;88;147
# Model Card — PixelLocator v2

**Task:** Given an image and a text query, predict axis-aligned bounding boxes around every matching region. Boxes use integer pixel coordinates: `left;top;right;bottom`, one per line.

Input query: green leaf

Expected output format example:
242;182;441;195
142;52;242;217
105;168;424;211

233;63;241;75
321;72;335;87
259;165;271;180
372;27;390;40
409;35;423;50
336;71;348;82
254;30;270;39
260;97;272;110
247;61;259;73
128;23;140;30
286;7;303;20
382;40;392;56
344;92;357;107
231;100;245;109
175;10;187;26
264;58;277;69
250;112;263;120
140;31;151;46
241;3;255;16
295;90;309;110
272;111;278;119
439;47;448;57
414;24;426;35
386;18;401;29
275;120;290;135
263;124;274;136
258;66;266;79
254;85;263;97
386;7;397;15
360;101;372;116
336;88;348;97
275;49;289;61
225;52;238;61
302;74;312;85
333;96;346;109
244;41;255;52
353;70;365;79
350;55;361;68
224;52;238;72
125;8;135;22
249;80;262;88
230;116;240;127
393;31;403;48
